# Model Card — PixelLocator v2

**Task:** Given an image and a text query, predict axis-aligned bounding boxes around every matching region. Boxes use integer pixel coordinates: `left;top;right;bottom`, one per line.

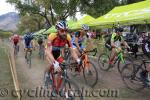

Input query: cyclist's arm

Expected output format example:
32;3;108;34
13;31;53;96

121;36;130;48
45;33;57;63
75;37;80;50
45;41;55;63
31;40;35;49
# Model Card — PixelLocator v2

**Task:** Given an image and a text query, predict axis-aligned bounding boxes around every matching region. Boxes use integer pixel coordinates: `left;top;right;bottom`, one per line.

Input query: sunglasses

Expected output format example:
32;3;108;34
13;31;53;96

60;29;67;33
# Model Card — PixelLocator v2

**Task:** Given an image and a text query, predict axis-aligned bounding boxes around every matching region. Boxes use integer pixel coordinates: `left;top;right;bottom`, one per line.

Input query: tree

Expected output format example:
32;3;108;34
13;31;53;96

7;0;52;27
17;15;45;34
79;0;120;18
121;0;144;4
79;0;145;18
7;0;80;26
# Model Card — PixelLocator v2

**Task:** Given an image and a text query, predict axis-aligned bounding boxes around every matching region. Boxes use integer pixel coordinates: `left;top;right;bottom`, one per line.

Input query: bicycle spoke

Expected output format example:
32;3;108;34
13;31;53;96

121;64;145;91
59;79;83;100
83;61;98;87
98;53;110;71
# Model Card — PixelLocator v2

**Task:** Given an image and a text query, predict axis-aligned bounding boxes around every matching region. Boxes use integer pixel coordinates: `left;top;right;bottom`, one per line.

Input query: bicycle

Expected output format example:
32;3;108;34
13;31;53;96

98;48;132;73
44;62;83;100
14;45;19;56
25;49;32;68
66;48;98;87
121;58;150;91
39;44;45;60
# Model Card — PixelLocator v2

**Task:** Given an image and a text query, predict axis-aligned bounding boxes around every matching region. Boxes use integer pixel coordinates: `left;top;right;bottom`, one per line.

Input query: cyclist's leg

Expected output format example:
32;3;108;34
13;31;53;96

50;50;61;88
109;48;117;65
71;45;81;63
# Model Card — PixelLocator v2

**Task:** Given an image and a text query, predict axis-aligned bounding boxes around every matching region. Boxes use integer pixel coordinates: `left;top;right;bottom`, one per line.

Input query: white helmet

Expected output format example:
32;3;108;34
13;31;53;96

82;24;89;31
55;21;68;30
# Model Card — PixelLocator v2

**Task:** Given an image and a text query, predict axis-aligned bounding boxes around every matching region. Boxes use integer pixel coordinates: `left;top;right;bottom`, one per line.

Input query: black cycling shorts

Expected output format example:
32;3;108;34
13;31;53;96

52;50;60;59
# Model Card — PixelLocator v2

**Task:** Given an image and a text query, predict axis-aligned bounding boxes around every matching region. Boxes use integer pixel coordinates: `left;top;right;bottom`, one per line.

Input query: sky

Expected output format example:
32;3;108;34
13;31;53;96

0;0;16;15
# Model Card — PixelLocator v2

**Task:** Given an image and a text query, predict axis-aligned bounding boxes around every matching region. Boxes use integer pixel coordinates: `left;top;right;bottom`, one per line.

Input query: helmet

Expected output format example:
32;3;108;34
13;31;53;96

115;27;124;32
55;21;68;30
82;24;89;31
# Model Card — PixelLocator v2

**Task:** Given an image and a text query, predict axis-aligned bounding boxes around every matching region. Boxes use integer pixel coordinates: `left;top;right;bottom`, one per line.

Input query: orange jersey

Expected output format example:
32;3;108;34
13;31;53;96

48;33;72;47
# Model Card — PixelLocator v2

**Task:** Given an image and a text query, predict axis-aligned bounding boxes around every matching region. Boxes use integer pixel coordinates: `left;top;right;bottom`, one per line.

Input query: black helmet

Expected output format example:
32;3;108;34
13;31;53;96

115;27;124;32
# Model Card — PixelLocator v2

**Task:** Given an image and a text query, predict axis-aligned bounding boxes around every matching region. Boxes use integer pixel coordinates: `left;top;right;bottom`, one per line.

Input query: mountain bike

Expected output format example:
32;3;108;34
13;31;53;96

98;48;132;73
66;48;98;87
44;62;83;100
121;58;150;91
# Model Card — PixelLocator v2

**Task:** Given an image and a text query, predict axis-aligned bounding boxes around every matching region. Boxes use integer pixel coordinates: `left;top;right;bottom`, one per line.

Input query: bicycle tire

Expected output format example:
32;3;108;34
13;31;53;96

98;53;111;71
121;63;145;91
118;56;132;73
58;78;83;100
83;61;98;87
26;52;32;68
14;46;18;56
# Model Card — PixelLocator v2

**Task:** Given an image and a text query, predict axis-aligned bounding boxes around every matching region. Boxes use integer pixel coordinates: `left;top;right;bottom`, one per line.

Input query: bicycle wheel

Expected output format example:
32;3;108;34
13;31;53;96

83;61;98;87
26;52;32;68
118;56;132;73
98;53;111;71
14;46;17;56
43;71;53;89
121;63;145;91
58;78;83;100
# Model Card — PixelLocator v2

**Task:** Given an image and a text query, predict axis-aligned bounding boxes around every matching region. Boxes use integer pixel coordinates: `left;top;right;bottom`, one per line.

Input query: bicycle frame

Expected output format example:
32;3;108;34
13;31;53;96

49;64;68;94
113;51;125;64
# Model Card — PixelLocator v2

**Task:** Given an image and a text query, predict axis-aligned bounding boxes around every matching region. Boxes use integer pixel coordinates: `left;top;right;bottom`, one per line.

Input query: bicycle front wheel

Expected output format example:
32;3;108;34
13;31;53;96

121;63;145;91
83;61;98;87
26;52;32;68
98;53;110;71
59;78;83;100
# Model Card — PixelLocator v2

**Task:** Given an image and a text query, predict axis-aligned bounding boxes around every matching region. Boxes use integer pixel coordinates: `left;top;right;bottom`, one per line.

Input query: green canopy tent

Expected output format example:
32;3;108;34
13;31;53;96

69;15;96;30
88;0;150;27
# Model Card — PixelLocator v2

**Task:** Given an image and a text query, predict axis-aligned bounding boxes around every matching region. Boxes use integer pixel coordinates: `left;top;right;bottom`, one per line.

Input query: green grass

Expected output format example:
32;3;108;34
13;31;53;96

0;43;17;100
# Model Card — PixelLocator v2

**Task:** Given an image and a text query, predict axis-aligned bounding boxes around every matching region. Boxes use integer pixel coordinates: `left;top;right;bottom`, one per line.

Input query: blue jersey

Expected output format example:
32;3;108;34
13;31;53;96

24;33;34;48
71;31;85;49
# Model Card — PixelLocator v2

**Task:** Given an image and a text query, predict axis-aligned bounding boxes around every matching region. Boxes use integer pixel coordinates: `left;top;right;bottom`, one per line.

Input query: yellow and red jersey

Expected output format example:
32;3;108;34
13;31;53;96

48;33;72;47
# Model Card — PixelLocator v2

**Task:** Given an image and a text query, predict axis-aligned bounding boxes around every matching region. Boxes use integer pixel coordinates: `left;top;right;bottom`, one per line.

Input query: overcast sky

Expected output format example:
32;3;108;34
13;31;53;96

0;0;16;15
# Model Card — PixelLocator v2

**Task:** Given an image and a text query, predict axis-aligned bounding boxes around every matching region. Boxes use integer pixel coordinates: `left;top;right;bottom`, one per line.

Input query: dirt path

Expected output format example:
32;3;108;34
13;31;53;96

9;43;52;100
6;40;150;100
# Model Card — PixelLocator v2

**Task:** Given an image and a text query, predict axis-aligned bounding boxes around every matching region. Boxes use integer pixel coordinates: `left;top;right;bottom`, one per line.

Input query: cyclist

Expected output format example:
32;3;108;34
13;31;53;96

71;24;89;59
10;33;21;52
23;32;35;59
71;24;92;73
45;21;84;86
37;36;45;55
107;27;130;67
